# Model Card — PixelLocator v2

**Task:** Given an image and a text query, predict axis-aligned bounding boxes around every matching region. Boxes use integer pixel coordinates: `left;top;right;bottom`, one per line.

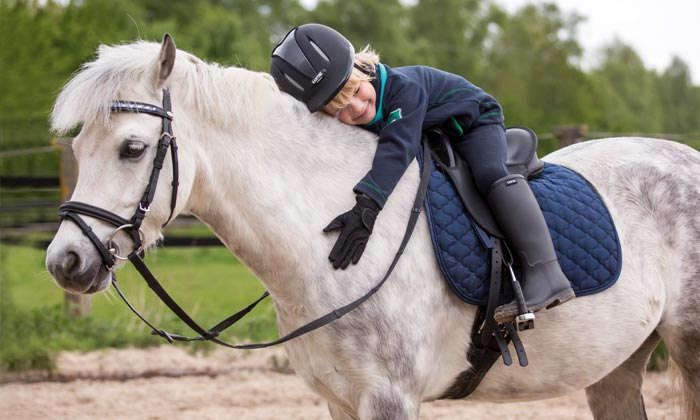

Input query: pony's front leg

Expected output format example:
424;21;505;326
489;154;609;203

356;389;420;420
327;391;419;420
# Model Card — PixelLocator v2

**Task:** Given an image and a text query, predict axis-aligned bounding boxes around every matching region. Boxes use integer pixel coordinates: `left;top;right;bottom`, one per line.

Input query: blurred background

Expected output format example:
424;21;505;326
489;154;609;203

2;0;696;375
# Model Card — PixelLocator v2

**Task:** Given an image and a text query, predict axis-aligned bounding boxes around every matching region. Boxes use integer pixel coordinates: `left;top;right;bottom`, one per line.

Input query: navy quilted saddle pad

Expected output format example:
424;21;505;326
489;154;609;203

423;161;622;306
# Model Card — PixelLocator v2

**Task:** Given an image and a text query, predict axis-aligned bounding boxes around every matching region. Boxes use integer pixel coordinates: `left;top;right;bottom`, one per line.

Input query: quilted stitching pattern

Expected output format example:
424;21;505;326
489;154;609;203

424;162;622;306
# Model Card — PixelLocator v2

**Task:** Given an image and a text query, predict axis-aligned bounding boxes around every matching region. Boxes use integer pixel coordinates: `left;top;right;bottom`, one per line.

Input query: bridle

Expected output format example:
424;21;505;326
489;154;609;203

58;88;433;350
60;89;179;270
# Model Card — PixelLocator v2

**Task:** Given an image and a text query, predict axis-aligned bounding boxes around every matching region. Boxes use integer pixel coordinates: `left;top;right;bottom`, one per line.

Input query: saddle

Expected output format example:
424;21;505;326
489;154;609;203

424;126;543;239
422;127;540;376
421;127;622;399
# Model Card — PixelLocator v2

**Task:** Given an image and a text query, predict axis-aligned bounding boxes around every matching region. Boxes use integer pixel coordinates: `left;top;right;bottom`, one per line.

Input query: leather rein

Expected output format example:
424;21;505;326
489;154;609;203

59;89;433;350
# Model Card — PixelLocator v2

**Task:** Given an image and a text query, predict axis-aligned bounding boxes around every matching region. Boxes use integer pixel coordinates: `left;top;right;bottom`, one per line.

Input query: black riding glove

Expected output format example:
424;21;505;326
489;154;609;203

323;194;380;269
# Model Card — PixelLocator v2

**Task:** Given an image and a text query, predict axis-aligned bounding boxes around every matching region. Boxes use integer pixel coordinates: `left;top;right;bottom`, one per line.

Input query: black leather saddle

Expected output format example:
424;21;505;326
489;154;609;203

424;126;543;239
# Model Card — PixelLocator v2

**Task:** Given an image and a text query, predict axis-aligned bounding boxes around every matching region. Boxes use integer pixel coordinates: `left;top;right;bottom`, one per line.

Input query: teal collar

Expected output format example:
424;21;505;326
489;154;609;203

362;63;386;127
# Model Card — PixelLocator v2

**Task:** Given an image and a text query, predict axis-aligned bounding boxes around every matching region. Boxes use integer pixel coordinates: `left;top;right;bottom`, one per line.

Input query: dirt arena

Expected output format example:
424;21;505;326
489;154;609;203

0;346;681;419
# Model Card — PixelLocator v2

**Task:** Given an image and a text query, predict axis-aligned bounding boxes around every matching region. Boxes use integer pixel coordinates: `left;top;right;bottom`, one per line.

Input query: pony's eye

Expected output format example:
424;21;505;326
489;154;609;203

119;140;147;159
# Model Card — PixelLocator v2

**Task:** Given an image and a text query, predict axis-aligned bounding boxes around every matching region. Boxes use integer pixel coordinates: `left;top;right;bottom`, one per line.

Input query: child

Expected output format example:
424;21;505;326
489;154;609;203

270;24;574;320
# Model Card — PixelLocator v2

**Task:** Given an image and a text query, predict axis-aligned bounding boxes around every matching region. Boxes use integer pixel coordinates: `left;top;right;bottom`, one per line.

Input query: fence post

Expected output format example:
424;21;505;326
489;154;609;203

55;137;92;318
553;124;588;148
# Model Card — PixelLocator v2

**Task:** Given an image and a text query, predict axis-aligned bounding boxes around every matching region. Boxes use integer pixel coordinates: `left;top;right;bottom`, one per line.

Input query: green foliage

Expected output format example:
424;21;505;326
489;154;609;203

0;303;159;371
647;340;669;372
310;0;416;65
484;4;596;131
408;0;493;77
589;41;664;132
657;57;700;134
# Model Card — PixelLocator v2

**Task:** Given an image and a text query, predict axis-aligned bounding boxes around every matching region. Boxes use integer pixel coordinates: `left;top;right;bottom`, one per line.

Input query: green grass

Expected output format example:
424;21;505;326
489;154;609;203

0;244;277;372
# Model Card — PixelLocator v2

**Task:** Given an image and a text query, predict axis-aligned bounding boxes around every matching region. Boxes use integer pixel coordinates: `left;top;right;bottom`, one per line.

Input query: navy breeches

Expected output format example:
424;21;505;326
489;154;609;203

453;124;509;196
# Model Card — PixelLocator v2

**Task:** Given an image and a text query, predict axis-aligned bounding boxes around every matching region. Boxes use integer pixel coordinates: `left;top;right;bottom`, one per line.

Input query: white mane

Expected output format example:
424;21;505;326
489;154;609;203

51;40;287;135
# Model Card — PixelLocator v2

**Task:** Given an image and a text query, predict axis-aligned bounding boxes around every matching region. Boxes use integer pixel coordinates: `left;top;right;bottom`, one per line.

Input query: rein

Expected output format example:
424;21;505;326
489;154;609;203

59;89;433;349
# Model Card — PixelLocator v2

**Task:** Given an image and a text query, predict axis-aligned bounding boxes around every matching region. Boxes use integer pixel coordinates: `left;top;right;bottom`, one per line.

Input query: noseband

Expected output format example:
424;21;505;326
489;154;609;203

58;88;433;350
59;89;179;269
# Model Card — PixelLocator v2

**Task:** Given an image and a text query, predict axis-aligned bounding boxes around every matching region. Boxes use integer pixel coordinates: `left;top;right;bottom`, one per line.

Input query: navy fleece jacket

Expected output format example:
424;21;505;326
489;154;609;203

353;63;504;208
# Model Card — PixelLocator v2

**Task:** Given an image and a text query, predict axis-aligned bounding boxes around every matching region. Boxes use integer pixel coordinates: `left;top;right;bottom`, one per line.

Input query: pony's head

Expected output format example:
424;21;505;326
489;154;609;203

45;33;375;295
46;35;197;293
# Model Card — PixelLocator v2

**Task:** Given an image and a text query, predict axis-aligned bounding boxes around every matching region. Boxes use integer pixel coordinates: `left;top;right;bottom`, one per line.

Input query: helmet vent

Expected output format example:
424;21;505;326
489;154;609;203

283;73;305;92
308;39;330;62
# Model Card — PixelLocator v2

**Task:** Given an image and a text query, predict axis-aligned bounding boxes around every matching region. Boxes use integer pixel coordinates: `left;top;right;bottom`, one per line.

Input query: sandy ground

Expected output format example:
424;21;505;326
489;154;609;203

0;346;682;420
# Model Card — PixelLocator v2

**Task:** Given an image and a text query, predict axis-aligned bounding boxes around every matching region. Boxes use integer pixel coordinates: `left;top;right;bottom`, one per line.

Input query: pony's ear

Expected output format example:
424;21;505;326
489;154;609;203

155;34;176;88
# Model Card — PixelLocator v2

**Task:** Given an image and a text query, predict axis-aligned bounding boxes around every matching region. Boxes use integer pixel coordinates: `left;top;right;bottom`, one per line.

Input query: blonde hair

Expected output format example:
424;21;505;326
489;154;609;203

324;46;380;115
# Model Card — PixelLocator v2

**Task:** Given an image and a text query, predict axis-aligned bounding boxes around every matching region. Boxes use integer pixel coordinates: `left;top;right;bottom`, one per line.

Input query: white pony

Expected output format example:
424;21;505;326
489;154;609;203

46;36;700;420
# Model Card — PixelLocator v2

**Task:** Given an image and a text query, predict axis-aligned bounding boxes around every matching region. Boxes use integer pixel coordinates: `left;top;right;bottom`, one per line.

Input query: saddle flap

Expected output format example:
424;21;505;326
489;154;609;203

505;126;544;178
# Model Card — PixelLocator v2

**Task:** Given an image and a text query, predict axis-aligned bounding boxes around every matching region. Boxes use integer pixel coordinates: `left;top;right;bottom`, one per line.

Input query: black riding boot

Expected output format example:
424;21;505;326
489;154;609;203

487;174;575;323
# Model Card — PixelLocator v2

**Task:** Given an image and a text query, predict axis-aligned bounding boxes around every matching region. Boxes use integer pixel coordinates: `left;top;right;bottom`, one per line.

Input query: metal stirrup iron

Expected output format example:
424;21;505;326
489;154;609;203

505;262;535;331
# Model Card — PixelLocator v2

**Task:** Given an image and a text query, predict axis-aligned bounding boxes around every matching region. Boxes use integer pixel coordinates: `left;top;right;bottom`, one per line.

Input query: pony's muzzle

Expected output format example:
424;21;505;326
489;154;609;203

46;241;108;294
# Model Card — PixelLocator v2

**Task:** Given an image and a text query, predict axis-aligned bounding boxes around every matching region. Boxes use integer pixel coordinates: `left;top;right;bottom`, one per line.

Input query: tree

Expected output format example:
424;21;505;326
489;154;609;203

656;56;700;133
308;0;415;65
589;40;663;132
482;3;595;131
407;0;501;80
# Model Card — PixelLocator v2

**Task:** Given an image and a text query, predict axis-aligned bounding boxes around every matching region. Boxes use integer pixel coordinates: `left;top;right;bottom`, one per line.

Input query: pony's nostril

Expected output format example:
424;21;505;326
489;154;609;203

63;250;81;276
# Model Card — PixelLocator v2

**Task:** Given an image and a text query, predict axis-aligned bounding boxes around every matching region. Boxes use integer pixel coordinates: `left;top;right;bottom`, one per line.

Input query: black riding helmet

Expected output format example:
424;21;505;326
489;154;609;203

270;24;355;112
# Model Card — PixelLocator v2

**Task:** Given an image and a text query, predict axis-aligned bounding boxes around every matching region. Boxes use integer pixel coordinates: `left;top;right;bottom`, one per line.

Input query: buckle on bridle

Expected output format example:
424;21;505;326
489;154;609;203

105;223;145;265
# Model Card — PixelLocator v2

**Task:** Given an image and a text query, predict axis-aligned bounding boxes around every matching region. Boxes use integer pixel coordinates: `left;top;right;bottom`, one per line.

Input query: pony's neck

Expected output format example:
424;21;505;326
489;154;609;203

179;67;378;304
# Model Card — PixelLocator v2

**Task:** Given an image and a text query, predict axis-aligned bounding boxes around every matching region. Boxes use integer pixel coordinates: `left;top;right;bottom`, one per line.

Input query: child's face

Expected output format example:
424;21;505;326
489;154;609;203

336;81;376;125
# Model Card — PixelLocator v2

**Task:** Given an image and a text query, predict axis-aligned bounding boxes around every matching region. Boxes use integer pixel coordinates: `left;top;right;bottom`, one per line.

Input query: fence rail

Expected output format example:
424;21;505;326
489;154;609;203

0;146;57;158
4;234;224;250
1;176;60;188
